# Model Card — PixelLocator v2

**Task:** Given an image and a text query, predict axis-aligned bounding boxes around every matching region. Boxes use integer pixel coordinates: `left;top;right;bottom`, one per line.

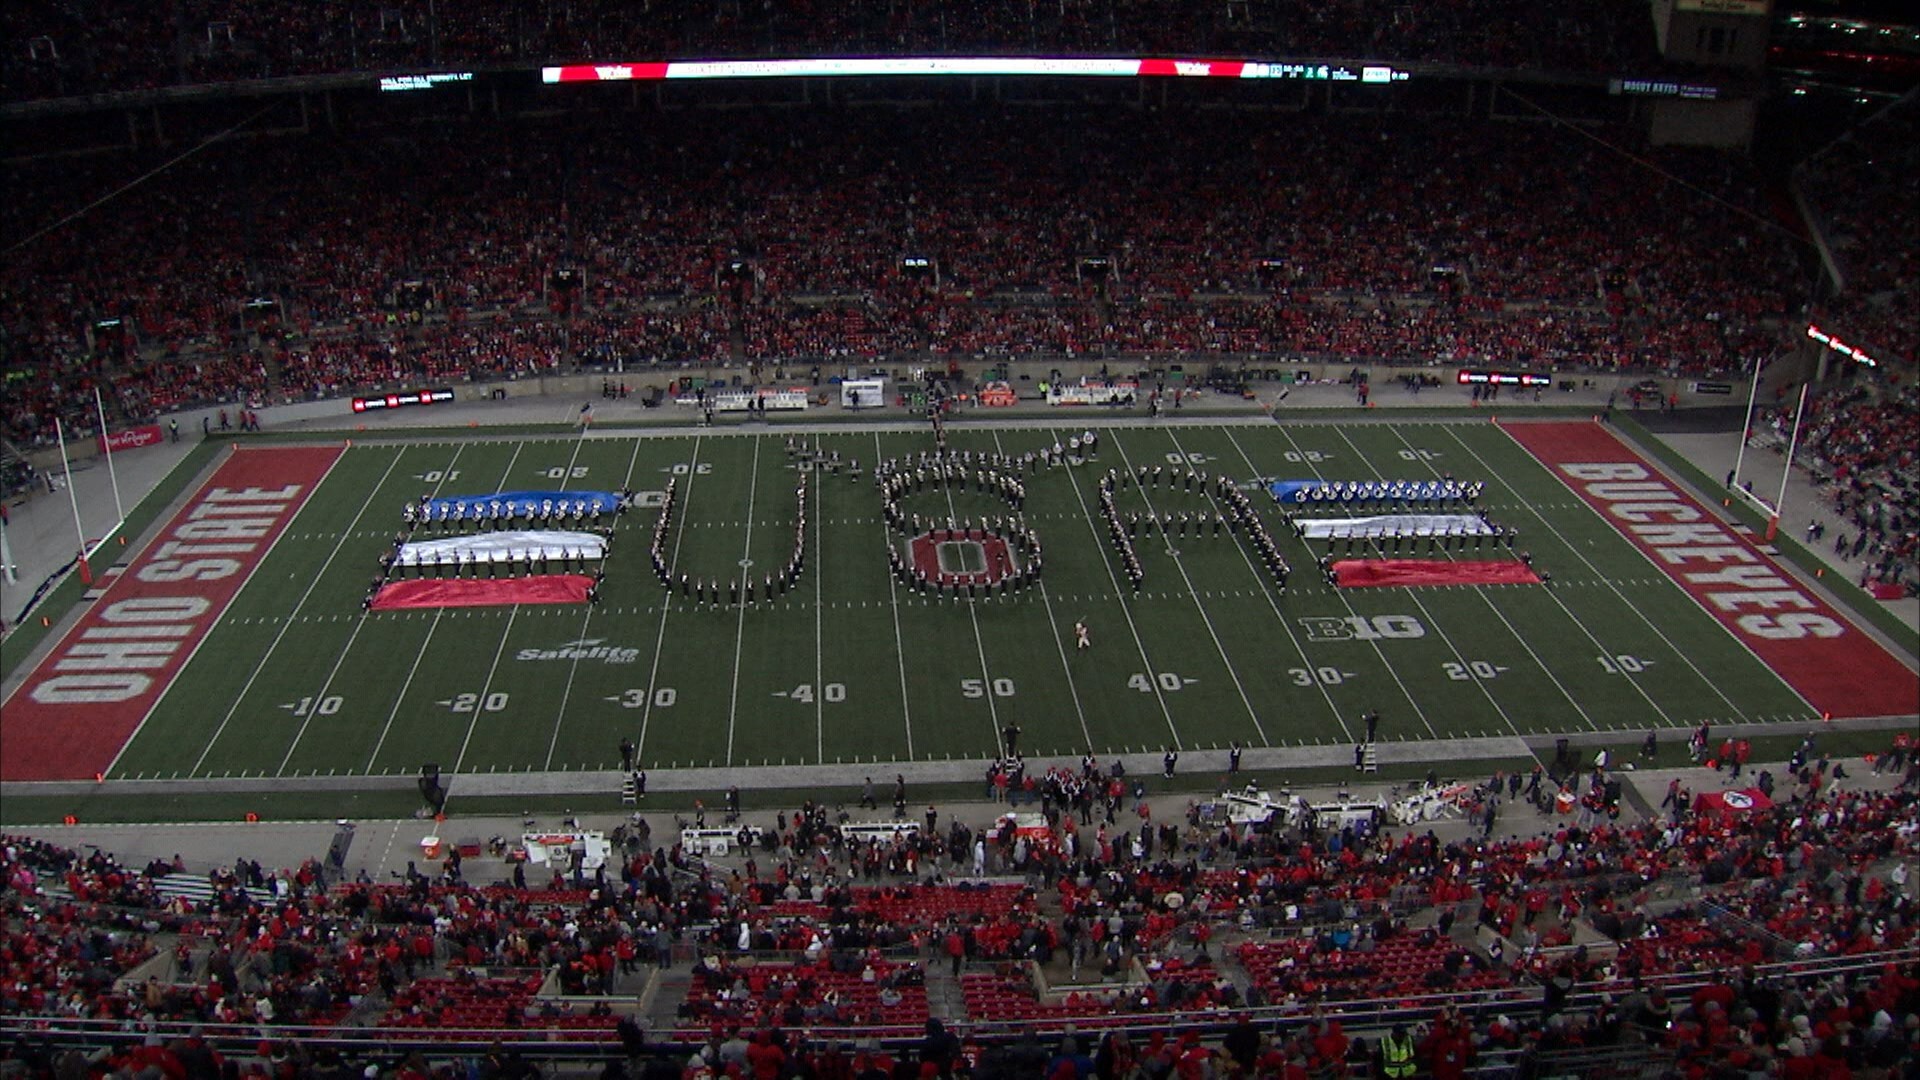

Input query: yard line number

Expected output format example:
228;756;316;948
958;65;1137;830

780;682;845;704
446;692;510;713
615;687;679;708
1130;672;1197;692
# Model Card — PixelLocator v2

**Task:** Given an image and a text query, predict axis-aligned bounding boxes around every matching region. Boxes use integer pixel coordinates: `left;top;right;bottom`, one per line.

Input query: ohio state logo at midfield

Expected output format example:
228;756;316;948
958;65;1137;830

907;528;1024;588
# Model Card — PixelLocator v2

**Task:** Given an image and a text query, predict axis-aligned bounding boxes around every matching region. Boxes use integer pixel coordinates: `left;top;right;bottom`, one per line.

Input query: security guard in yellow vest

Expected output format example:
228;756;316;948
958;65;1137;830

1381;1024;1417;1078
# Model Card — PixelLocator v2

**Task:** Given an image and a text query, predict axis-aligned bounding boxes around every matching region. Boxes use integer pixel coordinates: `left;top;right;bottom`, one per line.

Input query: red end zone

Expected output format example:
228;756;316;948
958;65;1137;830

1505;421;1917;721
0;445;344;781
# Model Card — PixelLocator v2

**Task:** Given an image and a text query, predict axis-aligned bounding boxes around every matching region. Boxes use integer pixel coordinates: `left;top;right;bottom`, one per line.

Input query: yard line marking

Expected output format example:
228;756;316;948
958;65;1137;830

874;432;916;759
556;425;592;491
1053;434;1182;748
274;616;372;775
542;437;647;771
814;435;827;764
996;431;1093;752
451;606;519;775
188;446;407;777
363;611;443;770
1445;426;1750;721
1336;424;1589;734
1233;427;1443;739
724;437;764;764
933;440;1005;750
430;440;533;776
1165;429;1344;744
1370;426;1638;731
638;435;703;762
1122;431;1267;745
277;441;481;774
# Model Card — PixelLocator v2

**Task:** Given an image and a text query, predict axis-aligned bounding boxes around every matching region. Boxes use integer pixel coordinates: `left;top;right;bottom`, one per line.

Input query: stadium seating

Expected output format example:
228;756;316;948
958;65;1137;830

0;109;1810;448
1800;95;1919;369
679;957;930;1033
1766;382;1919;596
5;763;1920;1075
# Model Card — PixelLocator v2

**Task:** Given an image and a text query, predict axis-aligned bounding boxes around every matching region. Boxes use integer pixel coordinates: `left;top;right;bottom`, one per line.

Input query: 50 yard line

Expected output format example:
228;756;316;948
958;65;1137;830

933;435;1007;751
997;431;1093;753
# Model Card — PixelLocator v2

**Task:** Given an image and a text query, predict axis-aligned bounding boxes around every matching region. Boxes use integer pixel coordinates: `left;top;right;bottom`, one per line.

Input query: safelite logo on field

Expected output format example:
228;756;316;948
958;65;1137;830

515;638;640;664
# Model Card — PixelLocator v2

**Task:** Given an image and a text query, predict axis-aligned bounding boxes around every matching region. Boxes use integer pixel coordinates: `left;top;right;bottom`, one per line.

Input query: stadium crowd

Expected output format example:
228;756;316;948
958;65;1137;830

2;110;1802;449
1765;380;1920;597
0;0;1667;104
4;734;1920;1076
1800;93;1919;371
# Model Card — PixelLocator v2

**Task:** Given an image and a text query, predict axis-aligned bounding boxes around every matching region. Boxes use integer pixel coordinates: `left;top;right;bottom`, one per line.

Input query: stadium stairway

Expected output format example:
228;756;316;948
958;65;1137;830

150;872;225;909
922;963;968;1024
643;967;691;1032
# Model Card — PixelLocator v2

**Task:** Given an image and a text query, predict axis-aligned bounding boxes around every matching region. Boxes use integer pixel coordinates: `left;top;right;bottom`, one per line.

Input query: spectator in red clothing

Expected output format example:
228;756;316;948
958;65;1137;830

745;1030;786;1080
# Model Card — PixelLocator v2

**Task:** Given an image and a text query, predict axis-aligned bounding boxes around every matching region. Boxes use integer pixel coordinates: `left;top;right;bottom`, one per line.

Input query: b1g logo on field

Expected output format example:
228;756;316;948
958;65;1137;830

1298;615;1426;642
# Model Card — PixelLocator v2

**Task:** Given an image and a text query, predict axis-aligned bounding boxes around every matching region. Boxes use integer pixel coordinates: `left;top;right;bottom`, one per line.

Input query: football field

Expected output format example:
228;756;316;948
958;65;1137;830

12;415;1910;789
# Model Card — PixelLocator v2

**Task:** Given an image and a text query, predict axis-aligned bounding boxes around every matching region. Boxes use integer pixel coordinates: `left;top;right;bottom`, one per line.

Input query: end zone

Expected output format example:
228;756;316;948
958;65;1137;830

1503;421;1917;721
0;445;345;781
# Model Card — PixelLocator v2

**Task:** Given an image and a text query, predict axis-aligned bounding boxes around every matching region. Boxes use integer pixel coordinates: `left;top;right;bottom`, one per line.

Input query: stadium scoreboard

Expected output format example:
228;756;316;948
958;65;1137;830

541;57;1410;84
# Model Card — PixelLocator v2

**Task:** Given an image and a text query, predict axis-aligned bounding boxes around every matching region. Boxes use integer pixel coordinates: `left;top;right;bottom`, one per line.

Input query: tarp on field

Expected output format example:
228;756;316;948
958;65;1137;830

394;530;607;567
369;574;595;609
1298;514;1496;539
1331;558;1540;588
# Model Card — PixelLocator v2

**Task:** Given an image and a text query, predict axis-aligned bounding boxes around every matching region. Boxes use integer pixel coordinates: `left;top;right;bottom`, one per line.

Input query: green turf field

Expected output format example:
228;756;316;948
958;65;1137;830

104;419;1819;782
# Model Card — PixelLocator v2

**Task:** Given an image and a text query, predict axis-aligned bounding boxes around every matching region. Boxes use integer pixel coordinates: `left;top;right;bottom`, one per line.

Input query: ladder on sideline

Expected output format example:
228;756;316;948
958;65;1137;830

621;772;639;805
1358;742;1379;774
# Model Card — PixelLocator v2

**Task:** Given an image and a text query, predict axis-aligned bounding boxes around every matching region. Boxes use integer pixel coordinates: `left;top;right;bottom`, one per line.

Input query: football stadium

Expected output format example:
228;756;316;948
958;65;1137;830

2;1;1918;1076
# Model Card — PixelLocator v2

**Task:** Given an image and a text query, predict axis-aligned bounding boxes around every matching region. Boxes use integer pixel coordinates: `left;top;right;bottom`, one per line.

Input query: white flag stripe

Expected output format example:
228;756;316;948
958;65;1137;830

1298;514;1495;539
396;530;607;566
